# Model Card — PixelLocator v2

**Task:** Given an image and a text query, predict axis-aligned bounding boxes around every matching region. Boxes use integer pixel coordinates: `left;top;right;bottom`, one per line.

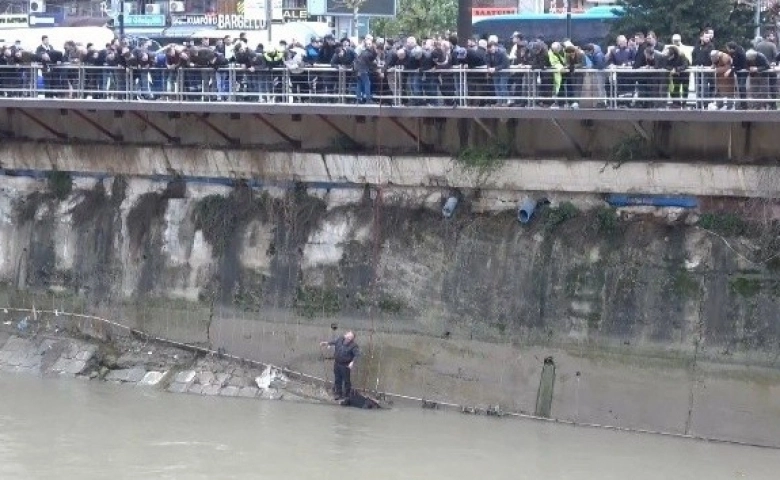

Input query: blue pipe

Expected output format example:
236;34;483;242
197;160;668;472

606;194;698;209
442;196;458;218
517;198;536;224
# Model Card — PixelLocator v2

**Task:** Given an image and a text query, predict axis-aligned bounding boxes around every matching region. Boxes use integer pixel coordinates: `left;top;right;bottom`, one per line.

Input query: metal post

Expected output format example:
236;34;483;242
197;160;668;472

566;0;572;40
118;0;125;39
755;0;762;39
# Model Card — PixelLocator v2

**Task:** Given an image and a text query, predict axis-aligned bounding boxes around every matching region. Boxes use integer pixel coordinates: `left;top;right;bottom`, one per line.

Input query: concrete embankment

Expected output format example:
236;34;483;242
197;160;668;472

1;142;780;446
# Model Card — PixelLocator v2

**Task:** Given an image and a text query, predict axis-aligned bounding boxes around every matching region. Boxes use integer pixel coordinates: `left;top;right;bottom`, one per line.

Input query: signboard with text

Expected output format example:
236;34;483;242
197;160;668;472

123;14;166;28
0;14;28;29
28;13;66;28
472;7;517;17
326;0;396;17
170;14;266;30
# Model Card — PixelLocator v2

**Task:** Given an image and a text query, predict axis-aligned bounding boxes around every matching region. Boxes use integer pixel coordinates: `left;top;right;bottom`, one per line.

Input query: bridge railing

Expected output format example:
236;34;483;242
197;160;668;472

0;64;777;110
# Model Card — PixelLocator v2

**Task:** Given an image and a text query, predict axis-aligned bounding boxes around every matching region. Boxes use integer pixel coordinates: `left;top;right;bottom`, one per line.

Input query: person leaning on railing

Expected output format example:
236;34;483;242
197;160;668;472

745;49;772;110
664;45;690;108
725;42;748;108
710;49;735;110
633;46;667;109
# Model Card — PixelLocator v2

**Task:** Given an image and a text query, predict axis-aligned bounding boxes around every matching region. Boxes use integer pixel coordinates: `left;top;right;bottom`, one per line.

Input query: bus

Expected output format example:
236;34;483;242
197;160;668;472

472;6;622;47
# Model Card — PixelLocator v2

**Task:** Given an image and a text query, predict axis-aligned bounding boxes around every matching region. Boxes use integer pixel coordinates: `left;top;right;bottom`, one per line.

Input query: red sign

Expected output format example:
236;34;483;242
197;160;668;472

472;7;518;16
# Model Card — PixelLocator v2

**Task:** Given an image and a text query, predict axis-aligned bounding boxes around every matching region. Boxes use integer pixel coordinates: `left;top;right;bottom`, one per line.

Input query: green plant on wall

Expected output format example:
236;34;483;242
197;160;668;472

192;195;234;256
594;206;618;234
698;212;748;237
455;143;510;183
671;269;700;298
608;134;653;167
296;286;342;318
730;277;762;298
46;170;73;201
544;202;579;231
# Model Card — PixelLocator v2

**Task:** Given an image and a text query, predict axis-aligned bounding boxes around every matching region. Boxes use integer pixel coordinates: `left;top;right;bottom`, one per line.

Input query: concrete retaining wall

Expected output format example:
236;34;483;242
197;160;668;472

1;142;779;198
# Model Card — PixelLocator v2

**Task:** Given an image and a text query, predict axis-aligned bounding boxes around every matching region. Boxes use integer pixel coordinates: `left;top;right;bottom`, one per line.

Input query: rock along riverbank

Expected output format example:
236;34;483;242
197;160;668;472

0;324;333;404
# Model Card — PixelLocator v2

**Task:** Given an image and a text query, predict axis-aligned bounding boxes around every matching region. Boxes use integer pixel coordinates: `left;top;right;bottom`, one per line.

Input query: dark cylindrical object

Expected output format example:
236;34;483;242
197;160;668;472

535;356;556;418
457;0;472;45
517;198;536;224
442;196;459;219
566;1;572;40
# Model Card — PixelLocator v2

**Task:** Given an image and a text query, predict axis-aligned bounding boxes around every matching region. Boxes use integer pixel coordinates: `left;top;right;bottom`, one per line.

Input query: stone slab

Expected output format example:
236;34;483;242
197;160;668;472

196;371;215;385
76;347;97;362
188;384;203;395
37;339;58;355
167;382;189;394
215;373;230;387
220;386;240;397
64;359;87;375
139;371;165;386
175;370;197;384
201;385;221;396
238;387;259;398
3;336;32;352
228;376;247;388
106;368;147;383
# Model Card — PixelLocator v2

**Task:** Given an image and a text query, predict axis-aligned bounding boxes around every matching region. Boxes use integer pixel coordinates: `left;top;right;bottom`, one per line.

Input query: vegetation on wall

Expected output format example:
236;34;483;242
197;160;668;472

46;170;73;201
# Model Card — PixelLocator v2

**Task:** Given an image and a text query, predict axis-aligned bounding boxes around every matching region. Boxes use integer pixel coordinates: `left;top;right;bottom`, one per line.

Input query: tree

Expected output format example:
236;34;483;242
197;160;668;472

371;0;457;40
610;0;757;46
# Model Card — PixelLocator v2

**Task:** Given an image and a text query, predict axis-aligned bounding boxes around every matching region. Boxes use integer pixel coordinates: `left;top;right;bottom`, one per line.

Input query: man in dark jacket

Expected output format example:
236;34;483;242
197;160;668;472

726;41;748;109
745;49;772;109
320;331;361;400
354;39;377;104
665;45;690;107
692;30;716;106
486;41;510;105
634;46;667;108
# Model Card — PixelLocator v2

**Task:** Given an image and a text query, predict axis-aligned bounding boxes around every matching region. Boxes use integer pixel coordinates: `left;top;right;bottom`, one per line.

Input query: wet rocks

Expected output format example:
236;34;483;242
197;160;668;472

0;328;331;406
139;371;166;386
0;335;97;376
106;367;147;383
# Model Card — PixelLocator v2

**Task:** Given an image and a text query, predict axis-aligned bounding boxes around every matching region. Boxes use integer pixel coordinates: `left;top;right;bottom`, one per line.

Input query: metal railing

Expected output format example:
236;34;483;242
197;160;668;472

1;64;780;110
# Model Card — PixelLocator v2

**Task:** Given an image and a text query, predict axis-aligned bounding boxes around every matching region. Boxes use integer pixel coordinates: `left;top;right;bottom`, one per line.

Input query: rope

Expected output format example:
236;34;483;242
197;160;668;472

3;305;779;451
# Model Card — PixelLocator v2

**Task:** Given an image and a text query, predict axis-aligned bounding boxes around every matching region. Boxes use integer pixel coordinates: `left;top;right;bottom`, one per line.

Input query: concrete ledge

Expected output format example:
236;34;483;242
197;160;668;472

2;98;780;123
1;143;778;198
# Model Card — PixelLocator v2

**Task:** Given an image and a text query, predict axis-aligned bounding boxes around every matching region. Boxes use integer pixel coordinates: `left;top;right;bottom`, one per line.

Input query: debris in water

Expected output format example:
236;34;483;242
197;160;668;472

2;321;10;326
17;317;29;332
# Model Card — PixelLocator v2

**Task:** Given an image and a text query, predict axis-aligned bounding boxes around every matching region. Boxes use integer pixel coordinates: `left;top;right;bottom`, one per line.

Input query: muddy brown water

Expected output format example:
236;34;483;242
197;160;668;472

0;373;778;480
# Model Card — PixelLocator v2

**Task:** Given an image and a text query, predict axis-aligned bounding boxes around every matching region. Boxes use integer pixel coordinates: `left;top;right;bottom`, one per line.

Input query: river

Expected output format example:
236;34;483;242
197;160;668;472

0;373;778;480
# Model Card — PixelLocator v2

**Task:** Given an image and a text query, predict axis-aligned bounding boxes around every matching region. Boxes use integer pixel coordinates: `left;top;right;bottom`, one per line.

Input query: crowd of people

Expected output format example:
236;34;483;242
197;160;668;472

2;28;780;109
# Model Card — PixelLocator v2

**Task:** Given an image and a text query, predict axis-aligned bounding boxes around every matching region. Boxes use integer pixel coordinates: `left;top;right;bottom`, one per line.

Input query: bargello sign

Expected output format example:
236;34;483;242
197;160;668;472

170;14;265;30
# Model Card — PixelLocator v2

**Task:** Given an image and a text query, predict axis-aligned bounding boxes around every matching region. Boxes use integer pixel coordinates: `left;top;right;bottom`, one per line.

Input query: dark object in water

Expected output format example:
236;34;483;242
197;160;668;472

340;392;382;409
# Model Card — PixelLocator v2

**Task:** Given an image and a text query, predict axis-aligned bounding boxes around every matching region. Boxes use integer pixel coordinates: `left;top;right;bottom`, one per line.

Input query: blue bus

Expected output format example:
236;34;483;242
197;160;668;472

472;6;622;47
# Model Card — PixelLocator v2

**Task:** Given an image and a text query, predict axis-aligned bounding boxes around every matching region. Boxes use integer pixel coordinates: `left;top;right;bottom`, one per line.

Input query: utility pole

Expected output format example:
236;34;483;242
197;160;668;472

457;0;472;45
118;0;125;38
266;0;273;45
